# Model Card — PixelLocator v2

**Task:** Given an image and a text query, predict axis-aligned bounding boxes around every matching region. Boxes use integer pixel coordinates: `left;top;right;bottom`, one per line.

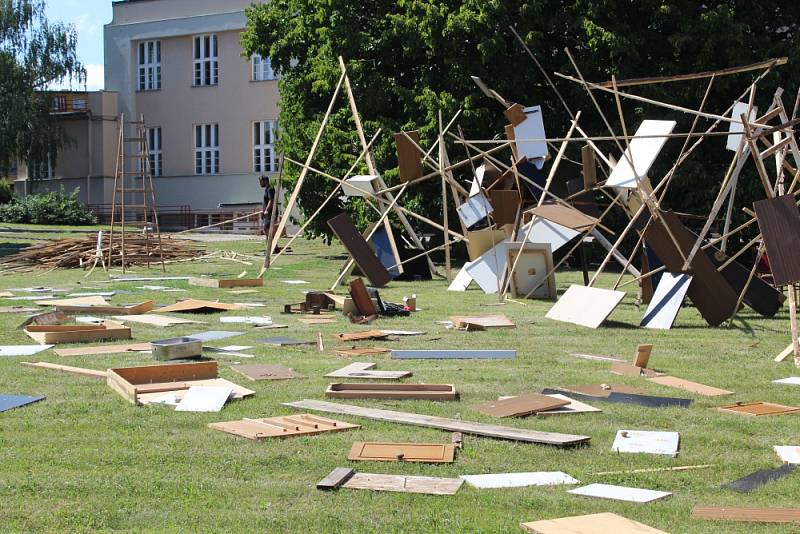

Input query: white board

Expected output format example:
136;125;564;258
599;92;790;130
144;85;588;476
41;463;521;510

568;483;672;504
465;242;508;294
640;272;692;329
772;377;800;386
513;106;548;160
185;331;243;342
174;386;232;412
537;393;602;416
612;430;680;457
606;120;676;188
545;285;625;328
0;345;54;357
469;164;486;197
114;314;201;326
448;263;474;292
517;219;579;252
342;175;378;197
456;192;493;229
774;445;800;465
727;101;758;152
220;316;273;326
461;471;579;489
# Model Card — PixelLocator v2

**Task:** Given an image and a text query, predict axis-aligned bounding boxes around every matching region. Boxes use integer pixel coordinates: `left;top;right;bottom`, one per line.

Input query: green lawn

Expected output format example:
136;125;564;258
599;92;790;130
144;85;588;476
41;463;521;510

0;228;798;533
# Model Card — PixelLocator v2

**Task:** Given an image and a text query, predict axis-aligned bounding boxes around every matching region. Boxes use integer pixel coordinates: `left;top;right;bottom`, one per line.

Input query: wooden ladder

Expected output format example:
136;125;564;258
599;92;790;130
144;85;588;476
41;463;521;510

106;114;165;272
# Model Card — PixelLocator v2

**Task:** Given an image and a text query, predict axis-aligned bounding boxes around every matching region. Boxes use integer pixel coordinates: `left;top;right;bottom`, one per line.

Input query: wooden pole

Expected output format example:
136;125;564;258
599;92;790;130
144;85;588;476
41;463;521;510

439;111;451;283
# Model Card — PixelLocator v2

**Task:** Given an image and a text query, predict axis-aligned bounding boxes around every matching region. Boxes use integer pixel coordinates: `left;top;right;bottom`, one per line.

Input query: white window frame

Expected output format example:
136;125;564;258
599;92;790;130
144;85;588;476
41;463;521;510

253;120;277;173
30;154;53;180
252;54;276;81
193;34;218;86
194;124;219;175
147;127;162;177
137;40;161;91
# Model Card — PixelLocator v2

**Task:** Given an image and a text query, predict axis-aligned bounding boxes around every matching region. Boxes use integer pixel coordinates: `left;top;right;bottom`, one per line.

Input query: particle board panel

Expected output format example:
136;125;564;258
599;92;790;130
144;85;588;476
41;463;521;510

0;394;45;413
348;277;378;316
48;300;155;315
721;465;796;492
471;393;569;418
317;467;355;490
24;322;131;344
504;103;527;126
521;512;667;533
506;242;556;299
691;506;800;523
21;361;106;379
334;347;391;358
465;241;508;294
257;337;314;346
298;317;336;325
156;299;247;313
0;345;54;357
209;414;359;440
544;388;692;408
545;285;625;329
529;203;598;231
568;483;672;504
325;362;411;380
394;130;423;182
328;213;392;287
336;330;389;342
534;394;602;416
754;194;800;286
517;219;579;253
465;229;507;261
449;315;515;330
230;364;305;381
461;471;579;489
488;190;521;226
640;272;692;329
647;375;733;396
54;343;152;357
559;384;648;398
188;277;263;288
391;349;515;360
347;442;455;463
341;472;464;495
115;314;202;327
174;386;232;412
607;119;676;188
711;247;784;317
727;101;758;151
612;430;680;456
717;401;800;417
325;383;456;401
284;399;592;446
610;363;663;378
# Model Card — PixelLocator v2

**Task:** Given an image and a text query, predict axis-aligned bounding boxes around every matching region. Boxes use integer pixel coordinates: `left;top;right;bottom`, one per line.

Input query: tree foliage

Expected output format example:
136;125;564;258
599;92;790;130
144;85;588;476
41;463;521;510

0;0;84;186
242;1;800;243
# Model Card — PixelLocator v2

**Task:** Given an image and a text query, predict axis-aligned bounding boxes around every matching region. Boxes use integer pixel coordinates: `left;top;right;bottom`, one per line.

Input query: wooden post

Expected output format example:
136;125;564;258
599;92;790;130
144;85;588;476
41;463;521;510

439;111;451;282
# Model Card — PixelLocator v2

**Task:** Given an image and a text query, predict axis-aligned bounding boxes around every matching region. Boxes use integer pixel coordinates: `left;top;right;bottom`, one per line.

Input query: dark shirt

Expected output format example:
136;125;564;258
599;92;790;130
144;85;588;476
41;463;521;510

262;186;275;210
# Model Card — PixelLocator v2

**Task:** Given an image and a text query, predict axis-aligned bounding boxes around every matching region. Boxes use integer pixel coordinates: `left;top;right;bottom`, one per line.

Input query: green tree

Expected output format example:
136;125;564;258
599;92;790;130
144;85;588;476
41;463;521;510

242;1;800;244
1;0;85;189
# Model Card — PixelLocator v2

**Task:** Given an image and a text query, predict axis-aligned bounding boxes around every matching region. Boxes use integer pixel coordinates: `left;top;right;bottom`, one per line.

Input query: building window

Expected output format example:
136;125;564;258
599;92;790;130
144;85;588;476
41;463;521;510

147;127;162;177
137;40;161;91
193;34;218;86
29;155;53;180
195;124;219;175
252;54;275;81
253;120;277;173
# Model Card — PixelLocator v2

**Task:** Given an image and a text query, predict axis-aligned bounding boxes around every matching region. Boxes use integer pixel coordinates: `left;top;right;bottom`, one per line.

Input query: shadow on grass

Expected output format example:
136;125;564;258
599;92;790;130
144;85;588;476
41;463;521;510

0;243;29;258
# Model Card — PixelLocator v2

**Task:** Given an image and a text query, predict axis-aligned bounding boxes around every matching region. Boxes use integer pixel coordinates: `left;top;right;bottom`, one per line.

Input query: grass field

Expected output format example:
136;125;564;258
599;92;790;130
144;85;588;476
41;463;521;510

1;225;799;533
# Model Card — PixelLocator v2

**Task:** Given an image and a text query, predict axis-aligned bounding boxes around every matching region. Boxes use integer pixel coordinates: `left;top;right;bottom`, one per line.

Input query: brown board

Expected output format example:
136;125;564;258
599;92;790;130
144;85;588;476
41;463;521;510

209;414;359;440
692;506;800;523
342;472;463;495
348;278;378;316
188;277;263;288
529;203;598;231
647;375;733;396
230;364;305;381
394;131;423;183
325;383;457;401
753;194;800;286
328;213;392;287
489;190;521;226
716;401;800;416
471;393;570;418
347;442;455;463
522;512;667;533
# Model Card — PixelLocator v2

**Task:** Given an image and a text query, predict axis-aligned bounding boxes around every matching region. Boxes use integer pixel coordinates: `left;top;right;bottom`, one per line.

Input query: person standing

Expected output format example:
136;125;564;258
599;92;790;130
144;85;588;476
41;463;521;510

259;174;276;236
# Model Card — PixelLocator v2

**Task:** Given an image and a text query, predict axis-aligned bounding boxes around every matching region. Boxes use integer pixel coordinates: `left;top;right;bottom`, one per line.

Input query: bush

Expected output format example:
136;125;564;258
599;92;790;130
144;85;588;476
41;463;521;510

0;188;98;225
0;180;12;204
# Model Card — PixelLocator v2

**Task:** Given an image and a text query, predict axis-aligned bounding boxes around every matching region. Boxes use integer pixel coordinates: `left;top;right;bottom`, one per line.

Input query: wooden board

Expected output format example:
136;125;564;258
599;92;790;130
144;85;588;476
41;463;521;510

394;130;423;182
530;203;597;231
692;506;800;523
229;364;305;381
334;347;391;358
54;343;152;357
35;295;107;307
24;322;131;344
545;285;625;328
348;277;378;316
336;330;389;342
717;401;800;416
461;471;579;489
754;195;800;286
471;393;569;418
641;272;691;329
347;442;455;463
547;388;691;408
325;383;456;401
774;445;800;464
342;472;463;495
456;192;493;229
0;306;39;314
189;277;263;288
488;190;520;226
48;300;155;315
465;229;506;261
328;213;392;287
634;344;653;368
135;378;253;405
283;399;592;446
298;317;336;325
449;315;515;330
115;314;201;326
534;393;602;416
107;361;220;405
325;362;411;380
513;105;548;161
156;299;247;313
607;120;676;188
521;512;668;533
568;483;672;503
391;349;515;360
610;363;663;378
648;375;733;396
21;361;107;379
317;468;355;490
559;384;648;397
506;242;556;299
209;414;359;440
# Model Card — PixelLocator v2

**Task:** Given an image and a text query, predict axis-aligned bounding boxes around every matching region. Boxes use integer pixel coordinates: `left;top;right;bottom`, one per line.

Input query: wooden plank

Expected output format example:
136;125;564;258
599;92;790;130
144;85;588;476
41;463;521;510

610;363;663;378
283;399;592;446
754;195;800;285
317;468;355;490
342;472;463;495
54;343;152;357
325;362;411;380
24;322;131;344
325;383;456;401
692;506;800;523
113;314;201;327
229;364;304;381
465;229;506;261
534;394;602;416
394;131;423;182
611;429;680;456
328;213;392;287
545;285;625;328
633;344;653;368
581;144;597;189
334;347;391;358
347;278;378;316
504;103;527;126
488;190;520;226
49;300;155;315
560;384;648;398
647;375;733;396
529;203;597;231
717;401;800;416
391;349;515;360
189;277;264;288
471;393;569;418
347;442;455;463
522;512;667;533
461;471;579;489
335;330;388;342
449;315;515;329
156;299;247;313
568;483;672;504
210;414;360;440
21;361;107;379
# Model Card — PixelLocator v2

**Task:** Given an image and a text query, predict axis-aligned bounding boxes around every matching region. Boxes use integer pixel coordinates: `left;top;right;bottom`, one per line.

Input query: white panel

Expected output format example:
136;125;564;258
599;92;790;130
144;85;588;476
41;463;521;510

456;192;494;229
612;430;680;456
774;445;800;465
773;377;800;386
606;120;676;188
465;242;508;294
0;345;54;357
517;219;579;252
185;331;243;342
469;164;485;197
568;483;672;503
448;264;474;291
641;272;692;329
727;101;758;152
174;386;232;412
513;106;548;160
461;471;579;489
545;285;625;328
220;316;273;326
537;393;602;416
342;175;378;197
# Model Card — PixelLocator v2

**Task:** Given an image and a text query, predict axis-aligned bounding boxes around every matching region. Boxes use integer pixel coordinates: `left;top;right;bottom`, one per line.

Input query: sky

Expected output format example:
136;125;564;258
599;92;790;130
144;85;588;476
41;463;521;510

45;0;112;91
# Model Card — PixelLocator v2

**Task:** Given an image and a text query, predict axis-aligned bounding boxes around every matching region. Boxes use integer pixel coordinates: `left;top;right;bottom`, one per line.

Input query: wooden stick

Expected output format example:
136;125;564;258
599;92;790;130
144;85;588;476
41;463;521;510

439;111;451;283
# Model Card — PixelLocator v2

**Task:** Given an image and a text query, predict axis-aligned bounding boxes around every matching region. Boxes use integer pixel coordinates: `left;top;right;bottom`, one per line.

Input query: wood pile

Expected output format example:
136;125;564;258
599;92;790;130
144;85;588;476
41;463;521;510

0;234;202;272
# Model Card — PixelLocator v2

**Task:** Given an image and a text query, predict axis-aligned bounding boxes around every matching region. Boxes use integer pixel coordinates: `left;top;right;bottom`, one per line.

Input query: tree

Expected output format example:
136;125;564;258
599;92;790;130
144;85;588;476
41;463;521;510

242;1;800;245
0;0;85;188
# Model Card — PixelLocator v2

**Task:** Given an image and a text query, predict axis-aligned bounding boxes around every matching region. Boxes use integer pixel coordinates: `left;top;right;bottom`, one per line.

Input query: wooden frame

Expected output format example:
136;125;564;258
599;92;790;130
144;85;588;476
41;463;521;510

325;383;457;401
24;321;131;344
209;414;358;440
347;442;455;463
506;242;556;299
